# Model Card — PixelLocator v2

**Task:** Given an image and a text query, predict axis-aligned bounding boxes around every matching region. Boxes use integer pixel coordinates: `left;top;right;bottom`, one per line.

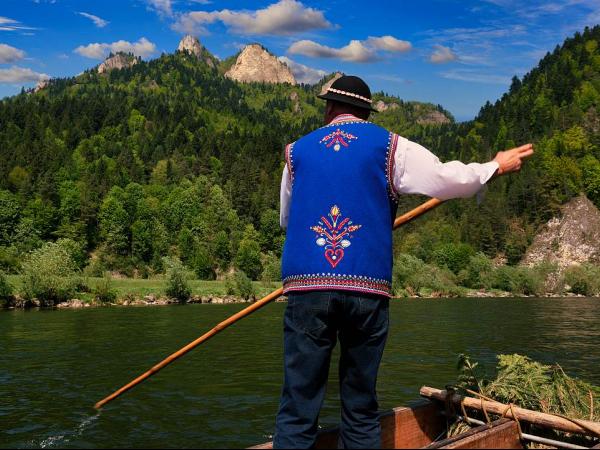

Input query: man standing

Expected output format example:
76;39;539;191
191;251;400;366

274;76;533;449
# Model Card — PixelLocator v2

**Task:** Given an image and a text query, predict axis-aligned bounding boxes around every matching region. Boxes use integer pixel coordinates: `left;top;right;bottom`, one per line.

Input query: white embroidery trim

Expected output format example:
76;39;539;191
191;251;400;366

327;88;373;104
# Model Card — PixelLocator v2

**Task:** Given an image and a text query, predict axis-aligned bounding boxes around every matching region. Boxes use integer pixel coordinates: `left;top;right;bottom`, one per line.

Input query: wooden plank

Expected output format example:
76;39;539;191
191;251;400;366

382;401;445;449
248;400;445;449
427;419;522;449
421;386;600;438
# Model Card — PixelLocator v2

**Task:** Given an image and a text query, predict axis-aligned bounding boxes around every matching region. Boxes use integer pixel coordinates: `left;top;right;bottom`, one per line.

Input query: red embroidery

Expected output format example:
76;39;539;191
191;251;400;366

283;274;392;297
386;133;400;200
319;129;358;152
310;205;362;268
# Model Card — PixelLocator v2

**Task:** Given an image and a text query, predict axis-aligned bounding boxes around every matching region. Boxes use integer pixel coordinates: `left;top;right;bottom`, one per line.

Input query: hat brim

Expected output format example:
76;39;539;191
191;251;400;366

318;91;378;112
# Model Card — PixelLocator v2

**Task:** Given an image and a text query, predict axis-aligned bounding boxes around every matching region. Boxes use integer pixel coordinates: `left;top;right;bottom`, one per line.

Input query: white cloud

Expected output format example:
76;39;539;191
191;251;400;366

440;69;510;84
146;0;173;17
430;45;458;64
78;12;109;28
0;16;37;32
172;0;332;35
482;0;592;20
0;66;49;83
287;35;412;63
278;56;326;84
288;40;378;63
74;37;156;59
372;74;410;84
0;44;25;63
366;36;412;53
424;25;527;43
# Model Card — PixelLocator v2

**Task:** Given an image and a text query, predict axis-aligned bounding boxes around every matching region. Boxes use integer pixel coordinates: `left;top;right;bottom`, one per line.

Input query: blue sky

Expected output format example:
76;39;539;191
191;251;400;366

1;0;599;120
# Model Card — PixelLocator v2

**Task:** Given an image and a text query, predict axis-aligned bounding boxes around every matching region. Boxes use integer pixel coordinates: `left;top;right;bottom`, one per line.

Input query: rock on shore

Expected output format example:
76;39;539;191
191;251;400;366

522;195;600;269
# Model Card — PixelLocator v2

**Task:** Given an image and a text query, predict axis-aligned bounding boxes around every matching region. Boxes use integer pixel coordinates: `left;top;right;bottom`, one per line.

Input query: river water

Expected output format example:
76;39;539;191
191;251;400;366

1;298;599;448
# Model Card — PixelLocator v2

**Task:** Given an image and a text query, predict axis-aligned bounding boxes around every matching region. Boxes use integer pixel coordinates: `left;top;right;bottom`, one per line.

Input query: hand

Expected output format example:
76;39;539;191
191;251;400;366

493;144;534;175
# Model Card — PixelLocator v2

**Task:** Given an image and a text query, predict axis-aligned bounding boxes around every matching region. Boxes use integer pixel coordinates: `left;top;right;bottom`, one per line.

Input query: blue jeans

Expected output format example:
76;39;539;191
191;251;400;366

274;290;389;449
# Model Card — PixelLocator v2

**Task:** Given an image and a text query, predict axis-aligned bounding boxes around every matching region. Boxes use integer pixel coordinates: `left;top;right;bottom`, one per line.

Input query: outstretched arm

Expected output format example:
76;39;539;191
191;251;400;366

393;137;533;200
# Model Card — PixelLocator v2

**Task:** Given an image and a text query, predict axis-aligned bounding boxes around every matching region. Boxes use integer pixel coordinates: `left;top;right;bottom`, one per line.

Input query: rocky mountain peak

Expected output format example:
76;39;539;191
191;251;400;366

416;110;451;125
225;44;296;85
34;79;49;93
522;195;600;269
375;100;400;112
177;35;204;58
177;34;216;68
98;52;140;74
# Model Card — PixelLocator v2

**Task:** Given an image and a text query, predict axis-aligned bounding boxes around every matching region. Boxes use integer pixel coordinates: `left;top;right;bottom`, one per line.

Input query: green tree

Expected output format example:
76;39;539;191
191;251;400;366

98;194;130;256
235;224;262;280
21;241;80;306
163;256;192;303
0;190;20;246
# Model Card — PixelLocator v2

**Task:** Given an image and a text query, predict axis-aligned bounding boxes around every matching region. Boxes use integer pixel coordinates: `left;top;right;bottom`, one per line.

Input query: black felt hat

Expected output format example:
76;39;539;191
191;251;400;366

317;75;377;112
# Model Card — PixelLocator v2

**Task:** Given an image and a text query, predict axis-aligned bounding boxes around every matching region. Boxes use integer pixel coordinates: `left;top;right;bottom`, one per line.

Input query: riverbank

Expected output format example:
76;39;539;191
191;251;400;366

1;275;284;309
1;285;593;310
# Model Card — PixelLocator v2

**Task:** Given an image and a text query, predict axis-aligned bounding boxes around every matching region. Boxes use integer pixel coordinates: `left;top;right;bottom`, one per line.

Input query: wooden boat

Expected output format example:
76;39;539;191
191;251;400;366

251;387;600;449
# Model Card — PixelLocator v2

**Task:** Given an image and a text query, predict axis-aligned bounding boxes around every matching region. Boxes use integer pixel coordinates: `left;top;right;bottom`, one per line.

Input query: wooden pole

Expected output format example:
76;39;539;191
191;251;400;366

94;198;443;409
420;386;600;438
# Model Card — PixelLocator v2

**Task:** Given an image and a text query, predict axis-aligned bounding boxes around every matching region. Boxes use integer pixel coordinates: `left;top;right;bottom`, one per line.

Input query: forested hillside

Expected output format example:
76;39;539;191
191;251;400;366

393;25;600;268
0;44;453;280
2;25;600;291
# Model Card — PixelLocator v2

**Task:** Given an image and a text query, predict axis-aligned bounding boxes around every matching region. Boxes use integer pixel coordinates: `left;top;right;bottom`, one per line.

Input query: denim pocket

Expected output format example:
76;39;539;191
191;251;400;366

356;297;389;332
288;292;330;336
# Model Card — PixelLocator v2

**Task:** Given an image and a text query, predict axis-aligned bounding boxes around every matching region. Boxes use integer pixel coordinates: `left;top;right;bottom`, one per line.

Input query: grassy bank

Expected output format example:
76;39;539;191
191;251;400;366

7;275;279;297
4;275;281;305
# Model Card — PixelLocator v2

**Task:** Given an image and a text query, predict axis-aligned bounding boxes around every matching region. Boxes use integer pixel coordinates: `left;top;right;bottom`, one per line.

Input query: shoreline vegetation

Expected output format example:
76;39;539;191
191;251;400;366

1;244;600;310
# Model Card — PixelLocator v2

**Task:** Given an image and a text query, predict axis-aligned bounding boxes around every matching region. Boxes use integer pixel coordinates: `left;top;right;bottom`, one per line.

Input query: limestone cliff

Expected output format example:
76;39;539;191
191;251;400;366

33;79;49;93
177;35;216;68
375;100;400;112
225;44;295;85
416;110;452;125
521;195;600;269
318;72;343;95
98;53;140;74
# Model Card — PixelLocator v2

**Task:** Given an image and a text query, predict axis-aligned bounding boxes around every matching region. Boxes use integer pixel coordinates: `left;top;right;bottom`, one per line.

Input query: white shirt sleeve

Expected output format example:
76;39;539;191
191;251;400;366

393;136;499;200
280;165;292;229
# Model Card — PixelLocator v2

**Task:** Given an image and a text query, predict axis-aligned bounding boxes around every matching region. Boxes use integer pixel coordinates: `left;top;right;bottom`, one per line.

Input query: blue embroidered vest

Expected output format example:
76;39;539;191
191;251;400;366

281;116;399;297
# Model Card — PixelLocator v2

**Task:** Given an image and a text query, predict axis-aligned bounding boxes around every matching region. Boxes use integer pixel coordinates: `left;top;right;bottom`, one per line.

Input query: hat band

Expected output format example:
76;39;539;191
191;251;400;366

327;88;373;104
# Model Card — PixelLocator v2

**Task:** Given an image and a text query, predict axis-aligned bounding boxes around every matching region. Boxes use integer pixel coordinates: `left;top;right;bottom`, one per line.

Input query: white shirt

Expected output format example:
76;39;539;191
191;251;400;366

280;115;499;228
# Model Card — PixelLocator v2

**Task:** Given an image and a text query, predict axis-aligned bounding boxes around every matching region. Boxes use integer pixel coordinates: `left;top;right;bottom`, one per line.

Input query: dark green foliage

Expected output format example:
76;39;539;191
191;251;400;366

235;225;262;280
392;253;464;297
562;264;600;295
0;271;13;307
490;265;544;295
21;241;79;306
234;271;255;300
260;252;281;282
191;244;214;280
432;242;475;274
0;190;20;246
93;274;117;304
163;257;192;303
460;253;495;289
